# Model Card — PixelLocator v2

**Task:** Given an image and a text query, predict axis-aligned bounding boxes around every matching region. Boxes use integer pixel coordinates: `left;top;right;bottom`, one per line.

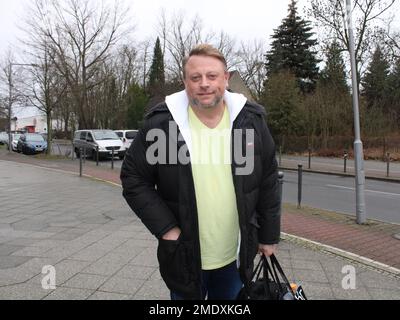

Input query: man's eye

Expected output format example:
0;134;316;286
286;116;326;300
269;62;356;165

208;75;217;80
191;76;200;81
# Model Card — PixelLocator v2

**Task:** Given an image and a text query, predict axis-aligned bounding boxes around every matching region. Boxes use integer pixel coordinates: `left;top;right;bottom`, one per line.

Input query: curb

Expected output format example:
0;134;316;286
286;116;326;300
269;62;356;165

278;166;400;184
281;232;400;279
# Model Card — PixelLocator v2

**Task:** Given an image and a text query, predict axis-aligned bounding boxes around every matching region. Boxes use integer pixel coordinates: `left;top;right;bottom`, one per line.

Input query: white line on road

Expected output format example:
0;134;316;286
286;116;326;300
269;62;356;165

326;184;400;197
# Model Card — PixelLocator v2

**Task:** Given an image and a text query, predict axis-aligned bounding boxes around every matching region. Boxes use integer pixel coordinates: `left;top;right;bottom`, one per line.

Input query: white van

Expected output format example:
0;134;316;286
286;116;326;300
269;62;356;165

114;130;138;150
73;129;126;160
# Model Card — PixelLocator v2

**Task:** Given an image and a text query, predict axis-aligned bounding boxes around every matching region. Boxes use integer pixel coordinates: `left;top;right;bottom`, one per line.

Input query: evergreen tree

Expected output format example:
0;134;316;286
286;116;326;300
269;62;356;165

148;37;165;105
320;41;348;93
261;70;303;150
125;83;149;129
361;46;390;110
265;0;320;93
387;58;400;127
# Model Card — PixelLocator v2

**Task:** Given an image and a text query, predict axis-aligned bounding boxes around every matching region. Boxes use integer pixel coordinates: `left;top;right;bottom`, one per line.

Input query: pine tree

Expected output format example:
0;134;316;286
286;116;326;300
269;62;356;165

313;41;352;145
265;0;320;93
320;41;348;93
387;57;400;127
261;70;303;149
148;37;165;101
126;83;149;129
361;46;390;110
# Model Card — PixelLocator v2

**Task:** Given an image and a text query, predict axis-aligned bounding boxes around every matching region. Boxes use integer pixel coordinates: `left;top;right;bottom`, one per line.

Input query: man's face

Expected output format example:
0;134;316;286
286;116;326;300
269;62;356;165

183;55;229;110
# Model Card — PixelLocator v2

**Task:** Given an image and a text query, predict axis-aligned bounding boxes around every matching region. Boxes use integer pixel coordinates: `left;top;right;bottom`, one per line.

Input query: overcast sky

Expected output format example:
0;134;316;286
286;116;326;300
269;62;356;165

0;0;311;55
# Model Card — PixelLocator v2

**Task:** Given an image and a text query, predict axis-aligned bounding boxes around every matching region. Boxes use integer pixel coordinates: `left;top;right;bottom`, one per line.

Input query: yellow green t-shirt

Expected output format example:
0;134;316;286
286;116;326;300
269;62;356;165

188;105;239;270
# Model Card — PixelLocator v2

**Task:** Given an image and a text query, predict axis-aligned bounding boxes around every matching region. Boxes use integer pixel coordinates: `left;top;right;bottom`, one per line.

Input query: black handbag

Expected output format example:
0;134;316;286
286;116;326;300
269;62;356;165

237;254;307;300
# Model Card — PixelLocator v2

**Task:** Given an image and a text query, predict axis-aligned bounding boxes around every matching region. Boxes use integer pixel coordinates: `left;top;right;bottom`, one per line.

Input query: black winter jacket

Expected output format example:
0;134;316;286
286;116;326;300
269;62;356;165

120;100;281;299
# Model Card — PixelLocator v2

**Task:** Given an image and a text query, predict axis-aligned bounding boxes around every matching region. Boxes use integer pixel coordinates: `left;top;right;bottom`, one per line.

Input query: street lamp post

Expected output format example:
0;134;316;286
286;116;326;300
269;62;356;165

345;0;367;224
7;63;39;153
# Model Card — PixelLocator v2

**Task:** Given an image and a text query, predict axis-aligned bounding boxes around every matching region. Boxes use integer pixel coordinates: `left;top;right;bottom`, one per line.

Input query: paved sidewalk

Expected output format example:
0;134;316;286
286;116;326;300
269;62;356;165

0;150;399;300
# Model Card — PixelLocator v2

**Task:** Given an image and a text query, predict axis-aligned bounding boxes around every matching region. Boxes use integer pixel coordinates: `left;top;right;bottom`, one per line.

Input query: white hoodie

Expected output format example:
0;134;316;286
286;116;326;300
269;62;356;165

165;90;248;156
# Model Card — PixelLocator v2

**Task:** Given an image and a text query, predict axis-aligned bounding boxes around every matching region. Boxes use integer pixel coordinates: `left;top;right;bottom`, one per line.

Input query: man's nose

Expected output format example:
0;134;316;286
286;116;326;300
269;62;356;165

200;76;210;88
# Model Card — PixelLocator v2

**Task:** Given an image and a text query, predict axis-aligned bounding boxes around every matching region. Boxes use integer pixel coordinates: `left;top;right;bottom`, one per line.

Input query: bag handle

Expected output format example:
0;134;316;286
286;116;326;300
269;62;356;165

270;254;295;295
261;255;282;296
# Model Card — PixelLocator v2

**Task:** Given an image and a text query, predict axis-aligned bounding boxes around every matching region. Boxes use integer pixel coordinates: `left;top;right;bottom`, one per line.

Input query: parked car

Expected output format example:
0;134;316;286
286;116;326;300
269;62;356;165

114;130;138;150
17;133;48;155
40;133;48;141
0;132;9;145
73;129;126;160
11;133;22;151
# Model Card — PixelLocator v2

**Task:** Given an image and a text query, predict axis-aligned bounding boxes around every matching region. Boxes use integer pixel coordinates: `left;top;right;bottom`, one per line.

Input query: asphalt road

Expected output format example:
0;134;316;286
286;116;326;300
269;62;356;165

282;170;400;224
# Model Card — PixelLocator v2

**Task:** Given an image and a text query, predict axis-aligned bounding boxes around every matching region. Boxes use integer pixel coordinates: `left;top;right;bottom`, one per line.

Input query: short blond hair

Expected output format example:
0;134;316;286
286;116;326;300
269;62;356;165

182;44;227;79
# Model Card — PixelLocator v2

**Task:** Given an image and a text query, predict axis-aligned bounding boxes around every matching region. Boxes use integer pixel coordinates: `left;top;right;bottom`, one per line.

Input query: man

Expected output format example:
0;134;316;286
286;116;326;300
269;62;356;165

121;44;281;300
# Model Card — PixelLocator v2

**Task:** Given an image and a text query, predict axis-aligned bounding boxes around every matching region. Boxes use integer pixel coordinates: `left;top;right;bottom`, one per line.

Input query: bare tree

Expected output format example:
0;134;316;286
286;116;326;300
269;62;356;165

23;45;67;153
22;0;132;129
385;16;400;59
136;39;153;91
157;11;236;83
0;50;25;145
308;0;397;88
235;40;267;101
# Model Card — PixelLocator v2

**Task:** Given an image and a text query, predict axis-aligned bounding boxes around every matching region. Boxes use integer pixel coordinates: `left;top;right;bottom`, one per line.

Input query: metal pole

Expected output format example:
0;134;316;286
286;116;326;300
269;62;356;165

344;151;348;173
111;148;114;170
279;146;282;167
7;64;12;153
278;171;284;215
308;148;311;169
298;165;303;209
278;171;284;200
346;0;366;224
96;146;99;166
386;153;390;177
79;147;83;177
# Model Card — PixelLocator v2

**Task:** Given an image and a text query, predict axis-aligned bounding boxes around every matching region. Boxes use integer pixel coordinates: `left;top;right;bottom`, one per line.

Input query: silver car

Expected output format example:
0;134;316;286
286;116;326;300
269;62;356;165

11;133;22;151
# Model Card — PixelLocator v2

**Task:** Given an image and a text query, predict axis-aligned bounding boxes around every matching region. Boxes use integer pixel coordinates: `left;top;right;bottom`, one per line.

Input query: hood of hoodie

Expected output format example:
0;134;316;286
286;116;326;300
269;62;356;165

165;90;247;155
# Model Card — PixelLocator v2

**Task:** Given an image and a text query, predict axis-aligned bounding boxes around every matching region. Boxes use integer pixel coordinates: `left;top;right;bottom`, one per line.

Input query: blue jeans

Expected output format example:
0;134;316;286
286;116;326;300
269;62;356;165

171;261;243;300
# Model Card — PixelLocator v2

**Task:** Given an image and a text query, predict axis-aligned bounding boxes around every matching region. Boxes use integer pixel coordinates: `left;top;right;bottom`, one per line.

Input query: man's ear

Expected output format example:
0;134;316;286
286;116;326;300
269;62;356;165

225;71;230;89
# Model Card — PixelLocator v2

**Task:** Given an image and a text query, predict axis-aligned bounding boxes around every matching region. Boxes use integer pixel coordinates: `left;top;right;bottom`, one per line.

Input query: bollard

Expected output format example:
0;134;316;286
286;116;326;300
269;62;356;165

96;145;99;166
279;146;282;167
344;150;348;173
111;148;114;170
278;171;284;216
278;171;284;201
387;153;390;177
79;147;83;177
298;164;303;209
72;143;75;160
308;148;311;169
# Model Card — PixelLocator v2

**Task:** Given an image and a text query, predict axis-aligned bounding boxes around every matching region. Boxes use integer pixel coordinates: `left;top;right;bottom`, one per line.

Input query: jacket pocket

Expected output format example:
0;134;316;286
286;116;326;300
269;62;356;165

157;238;192;292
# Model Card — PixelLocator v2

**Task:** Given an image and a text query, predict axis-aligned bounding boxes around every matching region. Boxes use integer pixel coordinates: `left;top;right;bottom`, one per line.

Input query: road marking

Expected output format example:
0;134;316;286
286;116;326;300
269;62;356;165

326;184;400;197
